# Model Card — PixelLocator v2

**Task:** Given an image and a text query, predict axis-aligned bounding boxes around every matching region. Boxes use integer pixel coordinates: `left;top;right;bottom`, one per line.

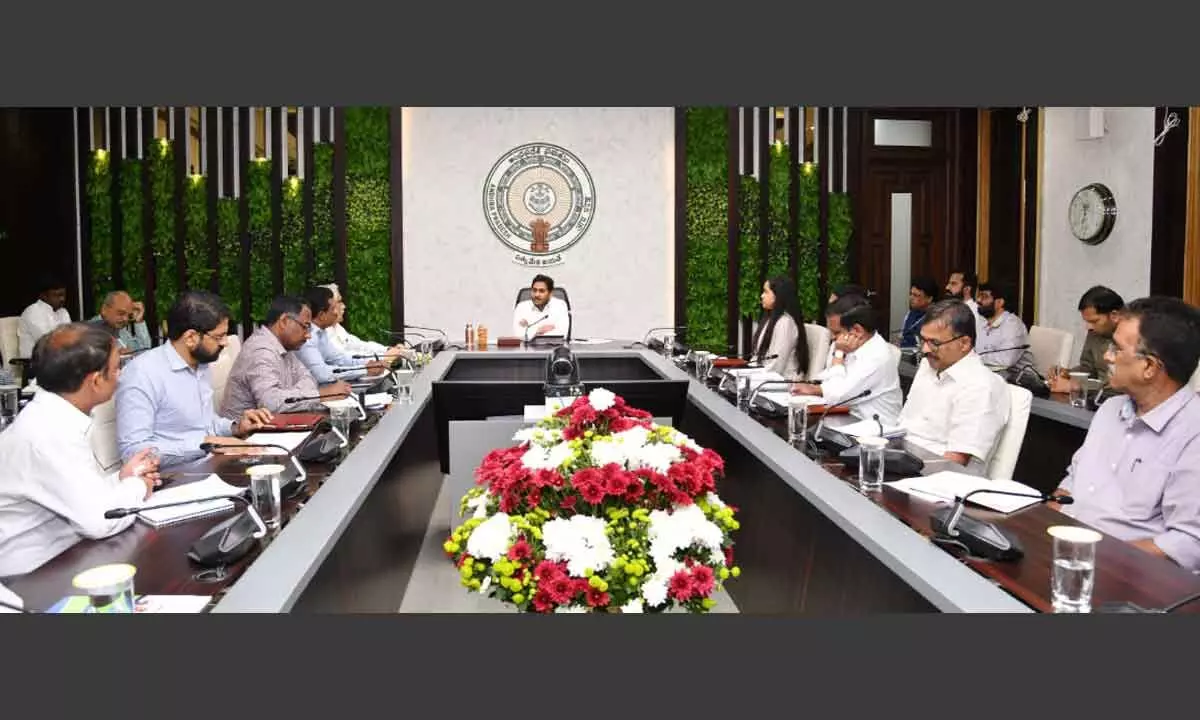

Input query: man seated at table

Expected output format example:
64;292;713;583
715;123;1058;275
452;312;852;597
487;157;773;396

1053;297;1200;571
221;296;351;418
791;296;903;426
975;281;1036;373
116;291;273;469
0;324;160;577
88;290;152;354
898;277;938;349
513;274;569;340
318;282;409;359
1048;285;1124;395
17;274;72;358
298;286;390;384
898;299;1011;474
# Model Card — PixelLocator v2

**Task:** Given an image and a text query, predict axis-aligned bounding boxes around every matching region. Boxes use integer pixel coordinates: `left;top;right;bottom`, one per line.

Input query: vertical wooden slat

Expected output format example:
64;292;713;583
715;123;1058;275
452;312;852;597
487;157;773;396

817;109;831;315
206;107;220;294
222;107;235;199
77;107;95;316
743;107;754;178
270;106;284;294
976;109;992;284
1018;108;1041;322
674;108;688;340
1184;108;1200;307
141;107;159;340
110;115;124;290
238;107;253;333
831;107;844;194
758;105;770;285
303;106;316;286
332;108;349;301
172;107;188;292
390;107;405;336
787;106;800;290
726;108;741;353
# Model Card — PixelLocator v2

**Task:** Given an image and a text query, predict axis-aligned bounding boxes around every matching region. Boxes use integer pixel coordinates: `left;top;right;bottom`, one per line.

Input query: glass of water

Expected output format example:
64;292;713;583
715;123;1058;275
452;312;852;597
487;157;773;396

1048;525;1101;613
72;563;137;613
735;374;752;412
787;397;809;448
393;369;415;404
1068;372;1090;408
329;404;356;437
0;383;18;430
857;436;889;492
245;463;285;530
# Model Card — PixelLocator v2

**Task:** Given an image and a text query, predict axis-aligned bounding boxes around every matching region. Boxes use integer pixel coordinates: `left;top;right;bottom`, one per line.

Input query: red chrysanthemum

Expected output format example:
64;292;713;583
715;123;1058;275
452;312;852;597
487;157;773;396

531;589;555;613
585;587;611;608
668;570;695;601
507;537;533;563
578;482;606;505
534;560;566;582
559;494;578;510
691;565;716;595
623;480;645;503
724;546;735;567
547;576;576;604
571;404;599;427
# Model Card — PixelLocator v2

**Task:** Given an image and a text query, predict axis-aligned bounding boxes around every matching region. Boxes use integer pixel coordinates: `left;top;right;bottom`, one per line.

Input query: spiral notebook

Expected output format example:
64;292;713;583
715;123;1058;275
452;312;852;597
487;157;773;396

137;473;244;528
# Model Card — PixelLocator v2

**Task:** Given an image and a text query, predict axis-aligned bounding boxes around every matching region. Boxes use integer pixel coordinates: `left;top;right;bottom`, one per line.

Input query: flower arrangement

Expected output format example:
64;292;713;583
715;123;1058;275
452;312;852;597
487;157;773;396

443;387;741;613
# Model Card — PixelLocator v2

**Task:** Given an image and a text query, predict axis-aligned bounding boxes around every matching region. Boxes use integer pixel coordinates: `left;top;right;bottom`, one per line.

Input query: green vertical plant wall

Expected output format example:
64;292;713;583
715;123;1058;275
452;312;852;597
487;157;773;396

216;198;241;322
184;177;211;291
88;153;114;305
312;144;335;285
247;160;273;324
149;142;176;323
683;107;729;352
344;107;392;340
119;159;146;310
281;179;305;294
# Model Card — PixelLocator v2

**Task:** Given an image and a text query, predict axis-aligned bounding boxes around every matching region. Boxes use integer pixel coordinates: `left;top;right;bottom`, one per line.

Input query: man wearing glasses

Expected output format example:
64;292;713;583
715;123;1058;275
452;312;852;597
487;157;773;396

222;296;353;420
116;291;274;469
1053;297;1200;571
897;298;1011;474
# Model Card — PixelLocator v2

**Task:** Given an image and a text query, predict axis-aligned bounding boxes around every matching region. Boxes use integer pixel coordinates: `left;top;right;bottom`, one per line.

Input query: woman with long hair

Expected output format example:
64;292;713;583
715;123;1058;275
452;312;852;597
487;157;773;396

750;275;809;378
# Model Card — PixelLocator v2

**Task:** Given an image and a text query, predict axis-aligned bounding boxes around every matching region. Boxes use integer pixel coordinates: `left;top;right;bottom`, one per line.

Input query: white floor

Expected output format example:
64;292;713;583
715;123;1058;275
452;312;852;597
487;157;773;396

397;473;740;614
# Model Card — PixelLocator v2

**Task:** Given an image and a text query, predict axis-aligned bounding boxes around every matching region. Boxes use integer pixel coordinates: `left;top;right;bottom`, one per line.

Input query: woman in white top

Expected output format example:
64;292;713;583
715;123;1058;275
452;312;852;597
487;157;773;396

750;275;809;379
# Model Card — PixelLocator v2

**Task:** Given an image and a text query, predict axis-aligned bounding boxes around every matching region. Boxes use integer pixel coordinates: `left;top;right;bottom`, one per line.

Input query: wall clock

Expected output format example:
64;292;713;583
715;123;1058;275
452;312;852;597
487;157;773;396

1068;183;1117;245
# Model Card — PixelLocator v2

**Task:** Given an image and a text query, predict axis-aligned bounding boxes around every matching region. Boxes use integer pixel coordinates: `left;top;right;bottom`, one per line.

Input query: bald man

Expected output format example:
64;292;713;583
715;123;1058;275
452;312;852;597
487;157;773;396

89;290;151;353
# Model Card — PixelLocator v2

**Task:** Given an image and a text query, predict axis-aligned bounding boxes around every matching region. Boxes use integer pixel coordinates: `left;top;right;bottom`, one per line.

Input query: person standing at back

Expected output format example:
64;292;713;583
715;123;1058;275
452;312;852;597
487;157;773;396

513;274;570;339
0;324;160;577
17;274;72;358
750;275;808;378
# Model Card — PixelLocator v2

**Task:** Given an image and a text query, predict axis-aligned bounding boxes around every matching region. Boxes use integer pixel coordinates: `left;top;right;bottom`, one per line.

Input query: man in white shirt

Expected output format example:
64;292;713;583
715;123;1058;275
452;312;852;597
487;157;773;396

513;274;570;340
17;275;72;358
898;299;1011;474
0;323;160;577
791;296;903;426
975;281;1036;372
318;283;409;359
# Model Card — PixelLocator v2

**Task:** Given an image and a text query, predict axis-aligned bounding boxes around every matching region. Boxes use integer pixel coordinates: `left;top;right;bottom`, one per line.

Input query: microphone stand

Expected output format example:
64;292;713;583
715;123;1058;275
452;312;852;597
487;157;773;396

107;494;269;569
200;441;310;494
930;488;1073;562
807;388;873;455
624;326;687;350
746;379;799;412
524;314;550;343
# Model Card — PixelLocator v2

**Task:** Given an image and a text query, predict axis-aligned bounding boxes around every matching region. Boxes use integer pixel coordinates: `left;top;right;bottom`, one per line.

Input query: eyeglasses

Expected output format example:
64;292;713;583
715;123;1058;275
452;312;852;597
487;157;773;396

1106;341;1155;363
195;329;229;344
920;334;965;350
285;314;312;332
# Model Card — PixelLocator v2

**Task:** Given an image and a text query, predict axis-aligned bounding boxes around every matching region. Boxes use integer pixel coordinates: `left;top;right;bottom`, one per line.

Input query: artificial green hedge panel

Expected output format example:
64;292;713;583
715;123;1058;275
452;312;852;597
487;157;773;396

683;107;728;352
344;108;392;340
184;176;211;291
282;180;305;294
88;153;113;305
312;144;335;285
247;160;272;324
119;159;146;310
149;143;176;325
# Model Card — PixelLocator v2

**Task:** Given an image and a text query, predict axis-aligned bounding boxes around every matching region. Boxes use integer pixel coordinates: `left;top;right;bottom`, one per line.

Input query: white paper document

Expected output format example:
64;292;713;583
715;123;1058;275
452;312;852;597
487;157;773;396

835;419;907;439
137;473;244;527
243;431;311;452
886;471;1044;514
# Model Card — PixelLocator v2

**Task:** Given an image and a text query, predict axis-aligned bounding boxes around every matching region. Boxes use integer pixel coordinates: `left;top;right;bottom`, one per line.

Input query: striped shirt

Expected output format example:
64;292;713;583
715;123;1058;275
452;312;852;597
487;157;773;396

220;326;320;419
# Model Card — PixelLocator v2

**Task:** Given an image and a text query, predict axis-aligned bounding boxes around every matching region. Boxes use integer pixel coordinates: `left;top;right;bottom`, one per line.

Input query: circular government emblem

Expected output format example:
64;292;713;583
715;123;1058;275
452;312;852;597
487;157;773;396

482;142;596;267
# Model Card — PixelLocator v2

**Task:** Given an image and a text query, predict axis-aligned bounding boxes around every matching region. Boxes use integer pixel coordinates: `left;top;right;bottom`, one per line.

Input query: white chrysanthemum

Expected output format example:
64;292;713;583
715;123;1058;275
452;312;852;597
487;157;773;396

554;605;590;613
620;598;644;614
542;515;615;577
521;441;575;471
546;441;574;469
588;387;616;411
666;428;704;453
465;492;491;519
512;427;537;446
705;492;727;509
646;505;726;570
613;425;650;451
641;557;684;608
465;513;513;562
589;438;627;469
632;442;682;474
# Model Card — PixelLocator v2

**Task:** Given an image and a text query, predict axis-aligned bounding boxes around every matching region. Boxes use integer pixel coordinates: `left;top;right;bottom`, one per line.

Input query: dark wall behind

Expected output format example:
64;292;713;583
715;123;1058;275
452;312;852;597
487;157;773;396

0;108;78;318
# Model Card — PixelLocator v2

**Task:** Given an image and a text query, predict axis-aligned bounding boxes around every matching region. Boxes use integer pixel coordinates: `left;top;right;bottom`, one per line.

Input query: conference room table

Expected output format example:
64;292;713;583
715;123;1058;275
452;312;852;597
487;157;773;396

5;340;1198;614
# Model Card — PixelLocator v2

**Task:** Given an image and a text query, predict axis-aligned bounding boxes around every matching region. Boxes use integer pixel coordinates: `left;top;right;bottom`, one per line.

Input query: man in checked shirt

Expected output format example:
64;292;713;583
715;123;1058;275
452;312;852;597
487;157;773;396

1053;297;1200;572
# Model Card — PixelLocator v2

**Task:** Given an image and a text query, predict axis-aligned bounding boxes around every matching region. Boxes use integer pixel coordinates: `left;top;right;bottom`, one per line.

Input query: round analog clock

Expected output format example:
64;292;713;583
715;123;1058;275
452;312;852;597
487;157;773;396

1068;183;1117;245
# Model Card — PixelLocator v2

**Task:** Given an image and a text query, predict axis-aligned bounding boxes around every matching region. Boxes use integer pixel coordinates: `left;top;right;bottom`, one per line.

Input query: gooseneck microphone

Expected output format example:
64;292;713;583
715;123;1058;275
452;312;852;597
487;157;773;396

809;388;873;449
105;492;265;530
625;326;687;349
199;441;309;488
746;379;796;408
872;413;885;437
107;493;270;568
283;391;348;404
524;314;550;342
977;344;1031;355
930;488;1073;561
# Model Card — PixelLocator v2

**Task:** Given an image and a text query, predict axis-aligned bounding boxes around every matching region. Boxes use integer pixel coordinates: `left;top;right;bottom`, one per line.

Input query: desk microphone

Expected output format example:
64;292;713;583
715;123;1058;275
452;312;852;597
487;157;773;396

283;391;349;404
872;413;885;437
523;314;550;342
106;493;269;568
332;366;371;374
929;488;1073;561
809;388;873;450
625;326;687;349
747;379;796;408
1099;588;1200;614
977;344;1031;355
199;441;309;489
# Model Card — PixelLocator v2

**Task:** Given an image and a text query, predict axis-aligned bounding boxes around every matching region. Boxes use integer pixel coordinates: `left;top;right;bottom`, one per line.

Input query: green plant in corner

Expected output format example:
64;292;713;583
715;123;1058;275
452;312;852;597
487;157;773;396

119;158;146;309
184;175;212;291
88;152;114;304
281;178;305;293
343;108;392;340
216;198;241;322
149;142;176;324
311;144;335;284
246;160;273;325
683;107;729;352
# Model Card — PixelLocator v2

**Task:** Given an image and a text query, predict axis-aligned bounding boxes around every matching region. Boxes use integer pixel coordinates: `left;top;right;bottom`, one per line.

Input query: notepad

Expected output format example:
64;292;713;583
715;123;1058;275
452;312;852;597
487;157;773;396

835;418;907;439
886;471;1044;514
244;431;311;452
137;474;244;528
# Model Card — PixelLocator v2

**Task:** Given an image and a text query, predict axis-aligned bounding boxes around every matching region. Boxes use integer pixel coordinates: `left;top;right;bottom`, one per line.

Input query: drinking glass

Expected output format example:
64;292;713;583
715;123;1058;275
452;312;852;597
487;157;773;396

1085;378;1102;408
329;405;356;437
1068;372;1090;408
695;353;713;383
1048;525;1101;613
857;436;889;492
787;397;809;448
246;463;285;530
392;369;415;404
72;563;137;613
662;334;675;357
735;375;752;412
0;384;19;430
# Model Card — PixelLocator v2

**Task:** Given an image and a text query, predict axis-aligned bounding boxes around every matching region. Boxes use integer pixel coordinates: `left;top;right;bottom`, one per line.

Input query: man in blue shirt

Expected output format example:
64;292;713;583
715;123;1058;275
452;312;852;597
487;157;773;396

115;291;273;468
296;286;389;385
88;290;152;353
899;277;938;349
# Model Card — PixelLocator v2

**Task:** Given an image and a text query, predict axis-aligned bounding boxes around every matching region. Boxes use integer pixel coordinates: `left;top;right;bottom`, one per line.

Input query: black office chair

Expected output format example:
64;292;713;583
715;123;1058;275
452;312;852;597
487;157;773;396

514;287;572;341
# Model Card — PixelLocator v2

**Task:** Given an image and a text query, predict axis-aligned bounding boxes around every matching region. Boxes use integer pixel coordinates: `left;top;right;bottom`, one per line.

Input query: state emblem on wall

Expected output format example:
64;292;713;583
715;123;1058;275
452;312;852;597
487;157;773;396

482;142;596;267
